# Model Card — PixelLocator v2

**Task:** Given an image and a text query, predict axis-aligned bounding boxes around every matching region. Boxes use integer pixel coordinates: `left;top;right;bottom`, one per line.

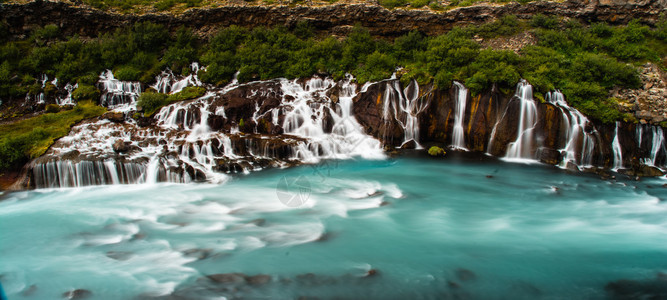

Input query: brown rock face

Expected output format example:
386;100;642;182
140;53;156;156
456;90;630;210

1;0;664;40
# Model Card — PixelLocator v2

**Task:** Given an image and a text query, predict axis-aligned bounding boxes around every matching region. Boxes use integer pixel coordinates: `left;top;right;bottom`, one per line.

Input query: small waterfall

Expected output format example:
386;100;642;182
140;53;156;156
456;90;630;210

98;70;142;110
643;126;665;167
382;79;430;148
57;83;78;106
546;91;597;167
450;81;468;150
281;76;384;161
32;160;150;188
152;63;203;94
505;80;538;160
611;122;623;170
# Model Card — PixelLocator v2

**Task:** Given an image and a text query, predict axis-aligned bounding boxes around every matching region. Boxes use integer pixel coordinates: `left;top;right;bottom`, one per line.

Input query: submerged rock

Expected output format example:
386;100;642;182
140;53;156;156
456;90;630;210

62;289;92;299
605;275;667;299
456;268;477;282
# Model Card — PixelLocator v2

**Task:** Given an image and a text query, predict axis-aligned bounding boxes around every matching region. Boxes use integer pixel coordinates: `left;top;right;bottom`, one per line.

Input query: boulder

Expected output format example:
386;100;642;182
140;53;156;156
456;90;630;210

102;112;124;123
400;140;417;150
62;289;92;299
112;139;129;153
537;147;561;165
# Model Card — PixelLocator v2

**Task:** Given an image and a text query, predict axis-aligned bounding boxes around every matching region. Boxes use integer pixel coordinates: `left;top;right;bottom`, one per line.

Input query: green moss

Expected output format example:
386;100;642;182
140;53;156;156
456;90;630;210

0;101;106;170
137;86;206;117
166;86;206;102
428;146;446;157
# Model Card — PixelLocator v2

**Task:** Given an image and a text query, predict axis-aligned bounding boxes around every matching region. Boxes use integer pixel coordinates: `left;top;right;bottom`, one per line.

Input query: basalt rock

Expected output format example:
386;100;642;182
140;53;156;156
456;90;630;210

1;1;664;40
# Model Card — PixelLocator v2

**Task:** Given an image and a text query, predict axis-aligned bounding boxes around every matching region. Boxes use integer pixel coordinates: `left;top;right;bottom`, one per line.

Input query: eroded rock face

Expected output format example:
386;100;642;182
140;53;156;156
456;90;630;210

613;63;667;125
1;0;663;40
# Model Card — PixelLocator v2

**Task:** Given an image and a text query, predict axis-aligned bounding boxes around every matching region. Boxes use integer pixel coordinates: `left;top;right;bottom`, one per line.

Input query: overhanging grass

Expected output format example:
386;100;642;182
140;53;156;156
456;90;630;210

0;101;106;169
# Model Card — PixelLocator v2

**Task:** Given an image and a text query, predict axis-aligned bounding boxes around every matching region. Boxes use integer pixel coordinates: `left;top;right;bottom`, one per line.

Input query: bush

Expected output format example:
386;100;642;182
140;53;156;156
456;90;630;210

137;91;168;116
72;84;101;101
114;66;142;81
530;14;559;30
45;104;60;113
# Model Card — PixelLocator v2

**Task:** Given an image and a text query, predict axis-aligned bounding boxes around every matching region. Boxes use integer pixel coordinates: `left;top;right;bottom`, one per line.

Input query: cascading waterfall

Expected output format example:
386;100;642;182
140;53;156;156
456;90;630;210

505;80;538;160
98;70;142;110
450;81;468;150
643;126;666;167
152;63;203;94
546;91;597;167
281;76;384;161
32;74;384;188
611;121;623;170
57;83;78;105
382;79;430;149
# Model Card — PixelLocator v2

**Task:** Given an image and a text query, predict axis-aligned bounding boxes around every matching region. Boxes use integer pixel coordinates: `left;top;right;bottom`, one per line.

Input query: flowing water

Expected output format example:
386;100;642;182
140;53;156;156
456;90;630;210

2;157;667;299
612;122;624;171
450;82;468;150
505;80;539;161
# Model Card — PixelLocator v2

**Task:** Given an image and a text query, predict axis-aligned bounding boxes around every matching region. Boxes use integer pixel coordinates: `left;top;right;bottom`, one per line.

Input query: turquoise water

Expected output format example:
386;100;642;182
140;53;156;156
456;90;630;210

1;156;667;299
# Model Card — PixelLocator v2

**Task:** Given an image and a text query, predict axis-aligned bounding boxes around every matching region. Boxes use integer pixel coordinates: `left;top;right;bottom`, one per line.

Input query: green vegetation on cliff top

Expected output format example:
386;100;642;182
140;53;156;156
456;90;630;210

2;14;664;124
0;101;106;170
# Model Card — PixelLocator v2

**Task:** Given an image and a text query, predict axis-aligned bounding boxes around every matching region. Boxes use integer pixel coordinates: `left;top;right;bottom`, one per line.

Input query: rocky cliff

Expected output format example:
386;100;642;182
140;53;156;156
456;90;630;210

1;0;665;39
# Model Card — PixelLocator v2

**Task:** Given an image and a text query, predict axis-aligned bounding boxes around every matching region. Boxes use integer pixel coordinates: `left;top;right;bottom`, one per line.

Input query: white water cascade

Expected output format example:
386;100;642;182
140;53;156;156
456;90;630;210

57;83;78;106
505;80;539;160
450;81;468;150
643;126;666;167
32;75;385;188
280;76;385;162
152;62;203;94
546;91;598;167
611;121;623;171
382;79;430;149
98;70;142;110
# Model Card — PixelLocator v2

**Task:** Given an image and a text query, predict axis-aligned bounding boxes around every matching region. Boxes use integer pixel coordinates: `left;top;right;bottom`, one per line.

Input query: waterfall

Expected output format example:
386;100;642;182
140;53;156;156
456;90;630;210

382;79;430;149
546;91;597;167
152;63;203;94
450;81;468;150
98;70;142;110
57;83;78;106
505;80;538;160
643;126;665;167
280;76;384;161
33;74;384;188
611;122;623;170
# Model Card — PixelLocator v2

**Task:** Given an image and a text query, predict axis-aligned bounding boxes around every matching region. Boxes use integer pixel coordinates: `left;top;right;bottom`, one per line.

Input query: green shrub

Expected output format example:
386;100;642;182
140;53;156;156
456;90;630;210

137;91;168;116
530;14;559;29
72;84;101;101
45;104;60;113
114;66;142;81
379;0;407;8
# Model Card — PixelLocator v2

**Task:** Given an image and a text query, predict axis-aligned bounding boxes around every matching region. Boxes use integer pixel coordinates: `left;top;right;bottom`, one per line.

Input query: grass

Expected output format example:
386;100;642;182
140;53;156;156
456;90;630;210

0;101;106;169
137;86;206;116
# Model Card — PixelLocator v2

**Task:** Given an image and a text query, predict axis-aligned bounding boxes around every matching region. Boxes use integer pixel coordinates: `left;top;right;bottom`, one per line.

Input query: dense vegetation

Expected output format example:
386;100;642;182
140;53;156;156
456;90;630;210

0;101;106;170
0;14;666;172
2;15;665;124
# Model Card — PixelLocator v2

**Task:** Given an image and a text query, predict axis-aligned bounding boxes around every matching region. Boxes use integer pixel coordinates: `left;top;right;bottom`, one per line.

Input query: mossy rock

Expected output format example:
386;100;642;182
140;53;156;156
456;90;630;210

428;146;446;157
